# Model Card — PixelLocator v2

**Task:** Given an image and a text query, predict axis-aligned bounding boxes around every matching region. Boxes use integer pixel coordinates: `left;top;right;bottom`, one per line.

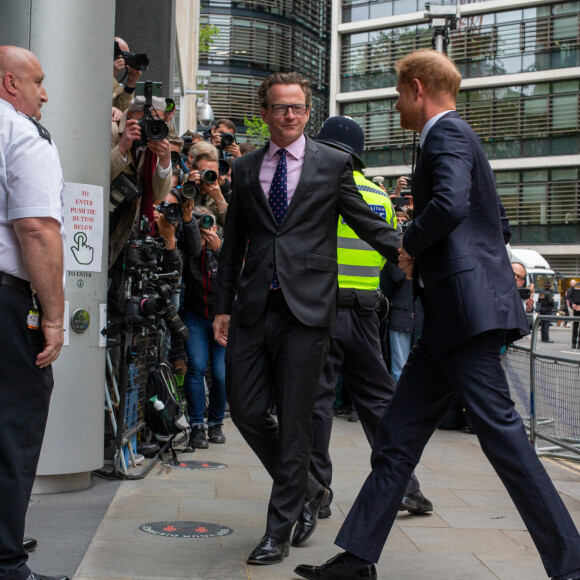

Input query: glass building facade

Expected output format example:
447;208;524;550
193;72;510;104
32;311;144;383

334;0;580;275
199;0;332;141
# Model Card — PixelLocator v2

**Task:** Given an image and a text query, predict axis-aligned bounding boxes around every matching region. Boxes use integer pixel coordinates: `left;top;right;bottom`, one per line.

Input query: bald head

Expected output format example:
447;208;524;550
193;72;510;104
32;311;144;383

0;45;47;119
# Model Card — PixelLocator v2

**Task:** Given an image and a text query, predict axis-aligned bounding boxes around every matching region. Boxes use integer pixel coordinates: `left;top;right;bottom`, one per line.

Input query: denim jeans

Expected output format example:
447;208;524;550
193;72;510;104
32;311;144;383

182;310;226;426
389;329;412;382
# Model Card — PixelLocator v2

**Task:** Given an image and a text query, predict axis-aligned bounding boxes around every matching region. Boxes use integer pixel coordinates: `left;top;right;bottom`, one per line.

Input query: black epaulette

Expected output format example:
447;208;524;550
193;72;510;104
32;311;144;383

26;115;52;144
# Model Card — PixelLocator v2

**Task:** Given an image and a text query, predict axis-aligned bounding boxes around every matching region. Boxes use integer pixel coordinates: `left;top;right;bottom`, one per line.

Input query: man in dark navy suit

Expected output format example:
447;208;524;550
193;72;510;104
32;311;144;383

295;49;580;580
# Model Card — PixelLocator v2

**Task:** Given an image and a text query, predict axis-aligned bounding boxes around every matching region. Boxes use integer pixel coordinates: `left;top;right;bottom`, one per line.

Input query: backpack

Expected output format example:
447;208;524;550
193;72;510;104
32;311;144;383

145;367;187;463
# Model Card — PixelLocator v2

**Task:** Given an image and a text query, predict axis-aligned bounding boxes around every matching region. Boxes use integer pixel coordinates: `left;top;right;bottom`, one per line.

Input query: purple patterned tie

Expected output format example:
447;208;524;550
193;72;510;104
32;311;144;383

269;149;287;289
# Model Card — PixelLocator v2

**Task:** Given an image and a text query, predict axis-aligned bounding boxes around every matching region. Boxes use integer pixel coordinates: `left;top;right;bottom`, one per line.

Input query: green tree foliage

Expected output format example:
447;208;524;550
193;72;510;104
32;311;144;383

244;115;270;141
199;24;219;54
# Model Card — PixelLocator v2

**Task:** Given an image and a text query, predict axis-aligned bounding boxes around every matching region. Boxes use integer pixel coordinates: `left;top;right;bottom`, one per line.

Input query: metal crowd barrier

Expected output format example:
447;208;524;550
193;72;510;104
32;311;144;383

505;314;580;461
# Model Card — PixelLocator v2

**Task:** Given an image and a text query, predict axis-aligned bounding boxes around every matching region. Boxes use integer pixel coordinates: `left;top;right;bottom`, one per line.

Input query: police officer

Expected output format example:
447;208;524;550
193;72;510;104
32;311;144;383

539;281;555;342
0;46;68;580
291;117;432;548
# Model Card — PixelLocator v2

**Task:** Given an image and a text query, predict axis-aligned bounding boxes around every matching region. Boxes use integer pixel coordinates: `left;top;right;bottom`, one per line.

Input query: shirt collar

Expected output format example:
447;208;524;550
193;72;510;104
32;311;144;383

267;134;306;160
419;110;455;148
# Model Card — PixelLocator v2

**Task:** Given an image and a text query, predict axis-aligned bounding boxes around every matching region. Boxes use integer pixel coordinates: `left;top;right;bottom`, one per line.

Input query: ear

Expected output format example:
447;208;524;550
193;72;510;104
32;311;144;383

3;72;18;96
412;78;423;99
259;106;268;124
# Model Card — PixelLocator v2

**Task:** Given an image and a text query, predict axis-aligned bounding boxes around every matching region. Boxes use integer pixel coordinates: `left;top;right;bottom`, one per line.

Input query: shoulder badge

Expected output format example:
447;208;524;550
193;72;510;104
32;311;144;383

26;115;52;144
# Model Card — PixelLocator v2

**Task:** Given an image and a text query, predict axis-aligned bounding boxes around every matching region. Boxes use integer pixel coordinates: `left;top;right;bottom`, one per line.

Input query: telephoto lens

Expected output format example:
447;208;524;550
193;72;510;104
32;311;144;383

199;169;218;184
181;181;200;199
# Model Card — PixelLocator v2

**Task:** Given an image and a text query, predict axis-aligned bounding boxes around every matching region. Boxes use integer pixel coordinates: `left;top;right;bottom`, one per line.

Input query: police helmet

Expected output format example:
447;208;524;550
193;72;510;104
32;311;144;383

315;116;365;168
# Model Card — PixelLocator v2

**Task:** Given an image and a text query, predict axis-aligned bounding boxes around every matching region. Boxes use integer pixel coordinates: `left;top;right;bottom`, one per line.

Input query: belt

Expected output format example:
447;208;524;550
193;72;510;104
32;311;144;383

0;272;31;292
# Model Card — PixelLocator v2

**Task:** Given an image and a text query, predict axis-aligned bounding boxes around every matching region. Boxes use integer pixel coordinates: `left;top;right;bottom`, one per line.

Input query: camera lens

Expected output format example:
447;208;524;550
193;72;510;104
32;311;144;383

199;169;218;184
221;132;235;147
171;151;180;166
163;203;183;224
140;296;166;316
218;159;230;176
181;181;200;199
199;214;216;229
145;119;169;142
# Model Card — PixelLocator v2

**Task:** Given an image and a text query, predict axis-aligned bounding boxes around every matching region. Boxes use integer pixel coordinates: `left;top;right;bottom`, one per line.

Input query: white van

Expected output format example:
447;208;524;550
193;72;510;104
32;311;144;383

510;248;561;313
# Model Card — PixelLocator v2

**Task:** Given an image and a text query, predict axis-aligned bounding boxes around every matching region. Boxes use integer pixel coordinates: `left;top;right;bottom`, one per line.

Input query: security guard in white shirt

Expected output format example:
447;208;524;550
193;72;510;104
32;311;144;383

0;45;68;580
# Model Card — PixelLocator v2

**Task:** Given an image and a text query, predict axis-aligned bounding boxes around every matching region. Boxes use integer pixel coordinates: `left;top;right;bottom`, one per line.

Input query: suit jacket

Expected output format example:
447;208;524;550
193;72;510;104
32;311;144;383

215;136;401;328
108;114;172;269
403;111;529;352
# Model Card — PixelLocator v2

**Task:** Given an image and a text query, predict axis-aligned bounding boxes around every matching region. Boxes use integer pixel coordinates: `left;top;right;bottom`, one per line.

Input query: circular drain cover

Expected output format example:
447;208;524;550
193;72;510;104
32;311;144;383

139;521;233;538
163;460;227;470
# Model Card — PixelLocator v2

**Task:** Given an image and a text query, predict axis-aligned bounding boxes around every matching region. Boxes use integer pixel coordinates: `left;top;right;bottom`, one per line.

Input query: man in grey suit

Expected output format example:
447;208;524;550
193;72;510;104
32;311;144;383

296;49;580;580
213;72;401;566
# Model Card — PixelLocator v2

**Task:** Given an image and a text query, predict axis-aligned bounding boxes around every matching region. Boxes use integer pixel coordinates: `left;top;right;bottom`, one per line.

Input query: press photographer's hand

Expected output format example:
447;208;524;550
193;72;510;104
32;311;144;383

148;138;171;169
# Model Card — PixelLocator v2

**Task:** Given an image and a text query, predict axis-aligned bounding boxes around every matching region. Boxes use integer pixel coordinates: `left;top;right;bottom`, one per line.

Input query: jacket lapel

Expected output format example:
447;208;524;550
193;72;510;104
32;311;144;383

247;143;278;225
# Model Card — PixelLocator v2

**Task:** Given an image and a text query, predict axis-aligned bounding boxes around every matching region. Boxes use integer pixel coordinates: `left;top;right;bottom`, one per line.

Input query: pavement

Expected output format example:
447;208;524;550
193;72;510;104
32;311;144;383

25;359;580;580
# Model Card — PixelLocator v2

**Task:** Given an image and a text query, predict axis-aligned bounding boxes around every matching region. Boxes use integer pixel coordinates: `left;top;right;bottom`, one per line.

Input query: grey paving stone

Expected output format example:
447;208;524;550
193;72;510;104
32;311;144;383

435;506;527;530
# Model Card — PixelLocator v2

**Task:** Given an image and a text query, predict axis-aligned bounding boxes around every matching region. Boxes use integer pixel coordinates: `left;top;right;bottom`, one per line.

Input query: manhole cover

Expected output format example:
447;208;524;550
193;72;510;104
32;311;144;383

163;460;227;470
139;521;233;538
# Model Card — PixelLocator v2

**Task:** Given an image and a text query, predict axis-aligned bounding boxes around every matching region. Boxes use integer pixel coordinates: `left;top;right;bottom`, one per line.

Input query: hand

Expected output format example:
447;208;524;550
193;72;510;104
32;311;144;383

397;246;414;280
573;304;580;312
525;295;534;313
112;106;123;122
225;143;241;159
213;314;230;346
201;228;221;251
203;182;224;203
394;176;408;195
182;198;195;223
148;138;171;169
37;324;64;368
118;118;142;156
125;65;142;87
154;212;176;249
188;170;201;187
113;56;126;77
210;133;221;148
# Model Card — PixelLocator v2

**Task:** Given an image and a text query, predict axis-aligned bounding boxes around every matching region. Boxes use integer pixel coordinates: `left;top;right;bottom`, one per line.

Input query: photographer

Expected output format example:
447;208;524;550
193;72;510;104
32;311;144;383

109;95;172;270
208;118;241;159
538;281;555;343
511;262;534;314
179;206;227;449
112;37;143;113
186;146;228;228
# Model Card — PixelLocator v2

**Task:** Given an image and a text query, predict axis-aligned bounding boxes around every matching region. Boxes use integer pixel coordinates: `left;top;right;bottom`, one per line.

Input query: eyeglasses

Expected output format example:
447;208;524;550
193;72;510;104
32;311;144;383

268;104;309;116
514;274;526;281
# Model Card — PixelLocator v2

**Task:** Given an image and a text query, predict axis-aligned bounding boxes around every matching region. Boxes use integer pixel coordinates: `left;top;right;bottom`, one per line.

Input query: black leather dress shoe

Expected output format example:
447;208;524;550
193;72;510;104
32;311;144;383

399;489;433;514
23;537;38;553
246;535;289;565
318;505;331;519
295;553;377;580
291;487;330;546
26;573;70;580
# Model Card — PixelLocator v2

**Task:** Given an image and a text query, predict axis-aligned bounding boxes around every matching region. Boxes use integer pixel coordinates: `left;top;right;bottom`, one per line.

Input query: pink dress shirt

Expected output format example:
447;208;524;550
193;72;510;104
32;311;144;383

259;135;306;205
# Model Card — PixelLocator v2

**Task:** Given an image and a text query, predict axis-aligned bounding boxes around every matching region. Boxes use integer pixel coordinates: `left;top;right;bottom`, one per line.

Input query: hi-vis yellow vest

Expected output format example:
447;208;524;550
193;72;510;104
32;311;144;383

337;171;397;291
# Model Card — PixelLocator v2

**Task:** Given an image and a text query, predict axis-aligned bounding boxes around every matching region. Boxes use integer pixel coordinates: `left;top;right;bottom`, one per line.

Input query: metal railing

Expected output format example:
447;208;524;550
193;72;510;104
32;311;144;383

506;314;580;461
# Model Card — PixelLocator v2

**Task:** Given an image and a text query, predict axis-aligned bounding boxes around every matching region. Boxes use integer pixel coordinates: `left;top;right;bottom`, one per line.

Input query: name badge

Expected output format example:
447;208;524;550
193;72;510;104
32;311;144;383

27;310;40;330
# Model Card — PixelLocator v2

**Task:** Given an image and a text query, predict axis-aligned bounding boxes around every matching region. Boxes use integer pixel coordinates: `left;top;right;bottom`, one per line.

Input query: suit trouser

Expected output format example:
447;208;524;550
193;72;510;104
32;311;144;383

335;329;580;578
225;290;330;541
572;310;580;347
310;307;419;501
0;286;54;580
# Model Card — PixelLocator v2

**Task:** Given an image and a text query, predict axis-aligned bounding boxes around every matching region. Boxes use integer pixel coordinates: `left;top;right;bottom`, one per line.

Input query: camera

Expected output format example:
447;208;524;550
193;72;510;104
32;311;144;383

126;235;165;269
193;212;217;230
155;201;183;225
391;196;410;209
133;81;169;147
199;169;218;184
181;181;200;199
518;287;531;300
111;172;143;207
220;132;235;147
114;41;149;71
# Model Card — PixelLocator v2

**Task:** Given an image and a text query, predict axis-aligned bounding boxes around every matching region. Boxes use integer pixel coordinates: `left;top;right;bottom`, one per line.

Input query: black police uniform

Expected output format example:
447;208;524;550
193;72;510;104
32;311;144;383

538;285;555;342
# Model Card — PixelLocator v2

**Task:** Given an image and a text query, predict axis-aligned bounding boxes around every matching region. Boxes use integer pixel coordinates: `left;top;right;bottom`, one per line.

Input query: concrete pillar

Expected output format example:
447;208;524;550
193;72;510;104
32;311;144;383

2;0;115;492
